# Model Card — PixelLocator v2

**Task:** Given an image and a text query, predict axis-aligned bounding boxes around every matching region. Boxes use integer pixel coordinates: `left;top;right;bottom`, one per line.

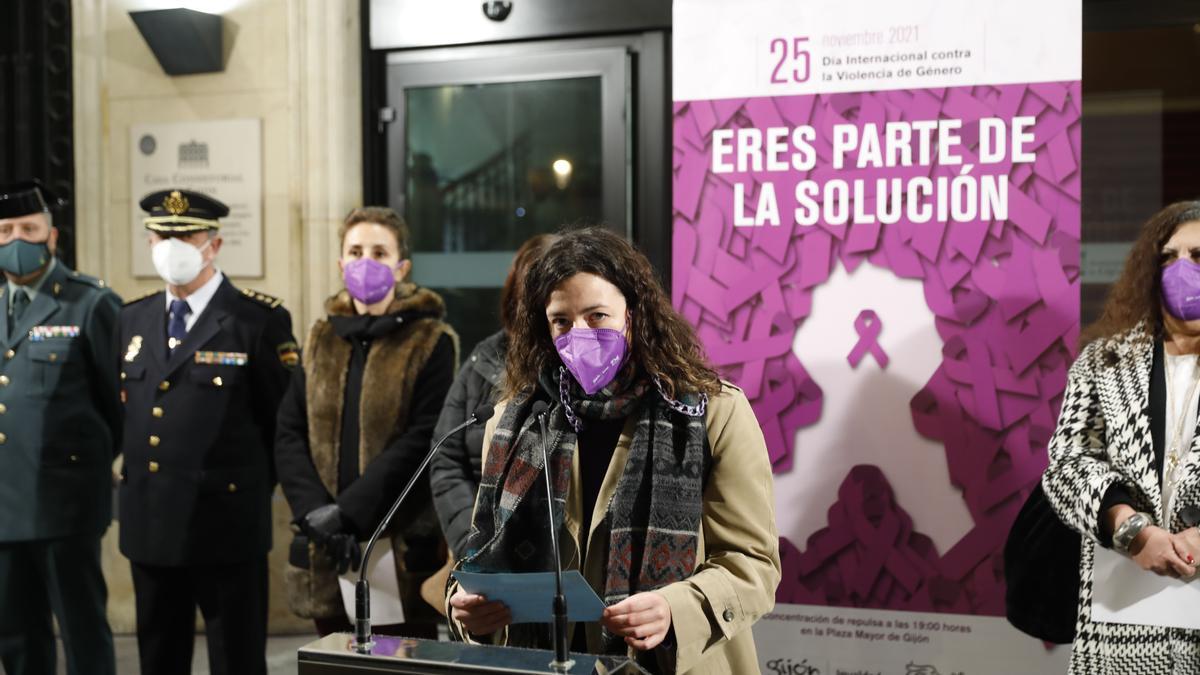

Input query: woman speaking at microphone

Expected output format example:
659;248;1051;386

276;207;457;638
448;227;780;674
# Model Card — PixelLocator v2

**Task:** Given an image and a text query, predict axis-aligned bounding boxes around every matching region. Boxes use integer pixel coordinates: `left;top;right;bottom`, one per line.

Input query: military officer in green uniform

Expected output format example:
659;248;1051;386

0;180;121;675
119;189;297;675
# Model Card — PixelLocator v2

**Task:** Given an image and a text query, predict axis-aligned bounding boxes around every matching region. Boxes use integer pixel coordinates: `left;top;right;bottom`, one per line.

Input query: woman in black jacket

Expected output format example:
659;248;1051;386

275;207;457;638
429;234;559;557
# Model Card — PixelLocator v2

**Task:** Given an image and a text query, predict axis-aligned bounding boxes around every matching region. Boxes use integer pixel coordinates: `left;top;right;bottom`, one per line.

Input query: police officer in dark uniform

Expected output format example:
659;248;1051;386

0;180;120;675
119;189;298;675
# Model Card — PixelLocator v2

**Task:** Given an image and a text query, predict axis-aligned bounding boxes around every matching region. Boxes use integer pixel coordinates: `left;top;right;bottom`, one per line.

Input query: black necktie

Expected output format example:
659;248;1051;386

9;288;29;339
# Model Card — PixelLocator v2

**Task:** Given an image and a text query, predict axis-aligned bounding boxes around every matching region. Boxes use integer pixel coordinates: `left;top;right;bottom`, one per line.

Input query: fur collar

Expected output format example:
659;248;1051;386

324;282;445;318
303;285;456;498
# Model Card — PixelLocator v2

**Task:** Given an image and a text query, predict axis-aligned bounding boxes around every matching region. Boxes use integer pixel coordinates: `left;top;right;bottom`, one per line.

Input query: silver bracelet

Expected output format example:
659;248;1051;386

1113;511;1153;553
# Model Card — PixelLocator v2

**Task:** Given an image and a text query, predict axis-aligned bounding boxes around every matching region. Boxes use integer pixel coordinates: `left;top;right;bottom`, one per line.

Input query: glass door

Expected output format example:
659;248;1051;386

385;43;631;355
1080;5;1200;326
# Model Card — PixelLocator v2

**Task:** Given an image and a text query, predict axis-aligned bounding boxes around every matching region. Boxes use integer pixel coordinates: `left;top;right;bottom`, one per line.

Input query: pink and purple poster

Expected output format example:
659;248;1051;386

673;1;1080;672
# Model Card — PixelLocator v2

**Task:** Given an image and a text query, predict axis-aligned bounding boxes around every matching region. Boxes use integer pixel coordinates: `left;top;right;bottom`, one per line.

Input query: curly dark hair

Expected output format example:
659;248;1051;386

1081;200;1200;348
503;226;722;400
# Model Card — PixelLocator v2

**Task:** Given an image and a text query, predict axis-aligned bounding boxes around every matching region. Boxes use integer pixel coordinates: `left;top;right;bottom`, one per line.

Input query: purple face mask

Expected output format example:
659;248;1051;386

1163;259;1200;321
554;326;629;395
343;257;396;305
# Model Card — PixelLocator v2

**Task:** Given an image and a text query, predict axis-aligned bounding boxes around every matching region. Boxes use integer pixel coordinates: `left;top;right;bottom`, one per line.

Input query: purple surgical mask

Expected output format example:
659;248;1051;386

1163;259;1200;321
554;326;629;395
343;257;396;305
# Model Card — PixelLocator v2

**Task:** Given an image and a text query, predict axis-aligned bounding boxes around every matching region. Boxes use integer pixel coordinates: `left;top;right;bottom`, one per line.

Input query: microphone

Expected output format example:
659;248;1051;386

353;401;495;654
530;400;572;671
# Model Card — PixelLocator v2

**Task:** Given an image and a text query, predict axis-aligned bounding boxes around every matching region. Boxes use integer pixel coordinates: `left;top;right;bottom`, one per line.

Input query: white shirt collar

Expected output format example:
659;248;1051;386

165;269;224;321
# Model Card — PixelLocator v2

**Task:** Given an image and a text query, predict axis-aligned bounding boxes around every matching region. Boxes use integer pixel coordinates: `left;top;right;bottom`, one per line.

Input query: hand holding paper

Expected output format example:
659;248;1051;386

1093;546;1200;630
1129;526;1196;578
452;570;607;625
449;590;512;636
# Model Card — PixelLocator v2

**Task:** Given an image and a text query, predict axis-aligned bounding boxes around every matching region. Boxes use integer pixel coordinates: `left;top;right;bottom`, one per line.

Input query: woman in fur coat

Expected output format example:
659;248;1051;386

276;206;457;638
1044;201;1200;674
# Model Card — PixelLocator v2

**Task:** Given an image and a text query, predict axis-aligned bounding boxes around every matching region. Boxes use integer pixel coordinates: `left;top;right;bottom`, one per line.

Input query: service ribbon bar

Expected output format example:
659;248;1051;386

194;351;249;366
28;325;81;341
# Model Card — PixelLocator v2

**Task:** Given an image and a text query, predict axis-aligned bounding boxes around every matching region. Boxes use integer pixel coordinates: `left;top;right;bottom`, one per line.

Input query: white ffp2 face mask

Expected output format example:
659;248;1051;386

151;237;211;286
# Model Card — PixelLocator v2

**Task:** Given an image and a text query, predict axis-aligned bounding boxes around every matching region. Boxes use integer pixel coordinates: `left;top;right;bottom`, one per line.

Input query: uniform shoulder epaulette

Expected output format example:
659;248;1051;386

239;287;284;309
67;269;108;289
123;289;161;306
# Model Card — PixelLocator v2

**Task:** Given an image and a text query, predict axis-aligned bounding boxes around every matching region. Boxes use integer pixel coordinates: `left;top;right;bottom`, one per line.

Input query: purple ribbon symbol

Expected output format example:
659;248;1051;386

847;309;889;369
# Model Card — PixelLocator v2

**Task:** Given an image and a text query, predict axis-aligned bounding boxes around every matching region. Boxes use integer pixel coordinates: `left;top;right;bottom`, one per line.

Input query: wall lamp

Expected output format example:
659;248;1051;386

129;8;224;76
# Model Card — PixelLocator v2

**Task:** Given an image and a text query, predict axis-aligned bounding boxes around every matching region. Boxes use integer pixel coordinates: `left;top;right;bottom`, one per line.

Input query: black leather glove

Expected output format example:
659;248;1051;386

302;505;362;575
303;503;346;544
327;533;363;575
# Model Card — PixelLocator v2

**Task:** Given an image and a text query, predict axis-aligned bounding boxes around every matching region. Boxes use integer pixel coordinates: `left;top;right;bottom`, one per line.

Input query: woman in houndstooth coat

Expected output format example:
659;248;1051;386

1045;201;1200;675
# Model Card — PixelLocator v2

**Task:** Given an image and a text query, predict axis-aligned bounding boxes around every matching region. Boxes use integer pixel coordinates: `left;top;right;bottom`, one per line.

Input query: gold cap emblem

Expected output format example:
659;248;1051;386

163;190;189;216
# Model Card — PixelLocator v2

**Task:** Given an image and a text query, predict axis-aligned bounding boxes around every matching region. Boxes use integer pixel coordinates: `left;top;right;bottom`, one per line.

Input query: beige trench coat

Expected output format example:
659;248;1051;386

448;383;781;674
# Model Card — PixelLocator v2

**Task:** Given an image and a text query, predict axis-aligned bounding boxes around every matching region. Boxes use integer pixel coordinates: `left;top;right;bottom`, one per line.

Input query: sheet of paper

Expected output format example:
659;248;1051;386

452;570;607;624
339;538;405;625
1092;546;1200;630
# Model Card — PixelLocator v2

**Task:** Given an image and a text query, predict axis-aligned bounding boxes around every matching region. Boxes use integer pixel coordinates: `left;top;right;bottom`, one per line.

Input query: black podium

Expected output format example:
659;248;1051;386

297;633;649;674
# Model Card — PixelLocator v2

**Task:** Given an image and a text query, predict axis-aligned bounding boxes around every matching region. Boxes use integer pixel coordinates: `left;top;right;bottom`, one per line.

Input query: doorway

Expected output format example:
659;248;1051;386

371;33;668;355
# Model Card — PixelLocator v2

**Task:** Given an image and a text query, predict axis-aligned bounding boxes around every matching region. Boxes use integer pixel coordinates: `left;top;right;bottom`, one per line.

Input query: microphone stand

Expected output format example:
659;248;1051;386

538;411;573;672
353;404;493;654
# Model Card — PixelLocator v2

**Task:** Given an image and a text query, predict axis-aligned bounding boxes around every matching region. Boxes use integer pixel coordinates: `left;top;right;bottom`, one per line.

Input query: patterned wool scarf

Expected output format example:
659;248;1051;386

461;367;708;653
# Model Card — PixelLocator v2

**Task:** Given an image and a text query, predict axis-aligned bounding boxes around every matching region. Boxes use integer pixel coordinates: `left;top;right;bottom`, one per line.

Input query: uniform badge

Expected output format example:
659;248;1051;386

125;335;144;362
277;341;300;368
195;351;248;366
29;325;81;342
163;190;189;215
